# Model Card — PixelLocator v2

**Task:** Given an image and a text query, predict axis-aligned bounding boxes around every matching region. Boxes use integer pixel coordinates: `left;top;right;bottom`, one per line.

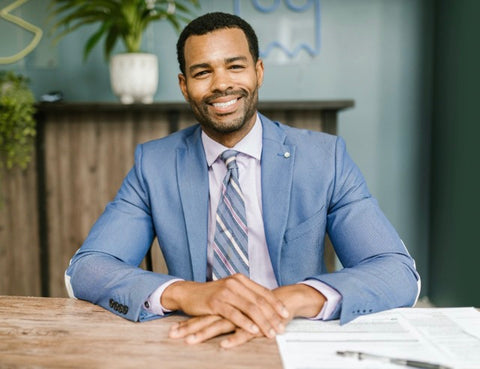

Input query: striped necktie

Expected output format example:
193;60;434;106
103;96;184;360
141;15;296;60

212;150;249;280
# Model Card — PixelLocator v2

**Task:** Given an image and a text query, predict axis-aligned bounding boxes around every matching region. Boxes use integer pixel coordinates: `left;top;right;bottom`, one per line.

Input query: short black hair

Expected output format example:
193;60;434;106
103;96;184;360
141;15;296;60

176;12;259;75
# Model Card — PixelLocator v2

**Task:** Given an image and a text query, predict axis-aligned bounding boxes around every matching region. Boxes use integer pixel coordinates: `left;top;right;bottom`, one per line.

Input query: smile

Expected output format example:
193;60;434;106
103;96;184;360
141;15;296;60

212;98;238;108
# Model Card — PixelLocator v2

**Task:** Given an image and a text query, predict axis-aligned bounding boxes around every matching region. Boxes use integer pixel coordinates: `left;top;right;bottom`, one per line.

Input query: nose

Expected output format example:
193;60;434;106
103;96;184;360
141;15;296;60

210;68;233;93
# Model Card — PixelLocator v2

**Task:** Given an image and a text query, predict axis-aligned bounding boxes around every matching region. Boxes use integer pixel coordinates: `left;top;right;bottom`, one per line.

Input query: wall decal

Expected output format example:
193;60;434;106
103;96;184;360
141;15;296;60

0;0;43;64
233;0;320;60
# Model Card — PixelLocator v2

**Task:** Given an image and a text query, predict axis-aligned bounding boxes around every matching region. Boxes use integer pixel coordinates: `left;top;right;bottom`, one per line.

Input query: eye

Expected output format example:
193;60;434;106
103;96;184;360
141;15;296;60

193;70;210;78
229;64;245;70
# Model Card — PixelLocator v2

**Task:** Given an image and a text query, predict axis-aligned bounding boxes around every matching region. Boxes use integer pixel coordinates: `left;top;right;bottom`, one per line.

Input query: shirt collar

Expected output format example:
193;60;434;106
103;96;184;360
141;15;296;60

202;114;263;167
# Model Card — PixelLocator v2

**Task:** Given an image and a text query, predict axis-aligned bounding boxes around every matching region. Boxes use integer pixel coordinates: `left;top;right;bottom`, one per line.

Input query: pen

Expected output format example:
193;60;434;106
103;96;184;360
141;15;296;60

336;350;453;369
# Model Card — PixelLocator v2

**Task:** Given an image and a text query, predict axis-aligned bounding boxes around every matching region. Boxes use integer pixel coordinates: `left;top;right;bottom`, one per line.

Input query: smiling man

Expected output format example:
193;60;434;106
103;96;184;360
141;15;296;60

178;26;260;147
65;12;420;348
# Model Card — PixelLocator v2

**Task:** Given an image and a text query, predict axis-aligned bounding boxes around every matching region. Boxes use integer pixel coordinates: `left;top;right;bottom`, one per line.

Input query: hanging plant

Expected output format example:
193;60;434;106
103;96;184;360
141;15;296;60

0;71;36;171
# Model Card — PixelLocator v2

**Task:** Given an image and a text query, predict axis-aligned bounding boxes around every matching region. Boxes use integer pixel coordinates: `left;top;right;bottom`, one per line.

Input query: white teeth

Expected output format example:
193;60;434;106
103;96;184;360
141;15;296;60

212;99;237;108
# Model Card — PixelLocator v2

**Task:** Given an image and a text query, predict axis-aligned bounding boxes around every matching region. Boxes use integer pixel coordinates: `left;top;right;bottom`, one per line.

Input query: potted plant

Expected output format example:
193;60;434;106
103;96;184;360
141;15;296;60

49;0;199;103
0;71;36;172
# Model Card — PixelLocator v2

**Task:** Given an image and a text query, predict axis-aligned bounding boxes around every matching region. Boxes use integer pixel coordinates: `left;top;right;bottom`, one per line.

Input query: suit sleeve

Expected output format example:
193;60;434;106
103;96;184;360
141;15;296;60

65;144;177;322
312;137;421;324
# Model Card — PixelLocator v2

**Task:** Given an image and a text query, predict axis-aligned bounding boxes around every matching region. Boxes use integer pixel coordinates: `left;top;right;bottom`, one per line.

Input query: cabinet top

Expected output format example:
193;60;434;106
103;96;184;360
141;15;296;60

36;100;354;113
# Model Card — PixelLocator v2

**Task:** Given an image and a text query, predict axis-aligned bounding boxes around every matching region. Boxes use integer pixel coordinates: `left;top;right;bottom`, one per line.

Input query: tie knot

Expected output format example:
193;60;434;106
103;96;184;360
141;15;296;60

220;150;239;171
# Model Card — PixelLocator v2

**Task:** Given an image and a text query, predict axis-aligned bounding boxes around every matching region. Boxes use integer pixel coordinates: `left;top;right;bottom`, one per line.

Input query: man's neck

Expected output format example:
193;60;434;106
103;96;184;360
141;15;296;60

201;112;258;148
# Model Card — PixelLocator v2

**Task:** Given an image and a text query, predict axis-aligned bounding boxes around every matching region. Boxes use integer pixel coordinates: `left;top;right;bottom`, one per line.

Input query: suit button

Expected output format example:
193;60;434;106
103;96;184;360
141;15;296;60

144;301;150;309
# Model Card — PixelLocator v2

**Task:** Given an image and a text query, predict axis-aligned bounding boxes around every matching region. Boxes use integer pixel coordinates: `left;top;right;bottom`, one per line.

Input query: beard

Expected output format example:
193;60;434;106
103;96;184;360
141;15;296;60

188;87;259;135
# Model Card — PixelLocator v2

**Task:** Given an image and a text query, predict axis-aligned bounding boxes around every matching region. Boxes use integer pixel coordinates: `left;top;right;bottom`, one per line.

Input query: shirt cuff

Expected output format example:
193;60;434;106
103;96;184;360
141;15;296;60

143;278;183;315
299;280;342;320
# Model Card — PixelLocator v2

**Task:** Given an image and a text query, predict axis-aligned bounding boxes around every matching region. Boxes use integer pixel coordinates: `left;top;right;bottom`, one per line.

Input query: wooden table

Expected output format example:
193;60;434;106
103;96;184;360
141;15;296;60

0;296;283;369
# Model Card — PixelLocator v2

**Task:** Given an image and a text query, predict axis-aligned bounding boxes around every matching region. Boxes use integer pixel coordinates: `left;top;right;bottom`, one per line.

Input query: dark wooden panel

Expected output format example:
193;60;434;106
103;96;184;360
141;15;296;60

0;160;41;296
43;110;171;296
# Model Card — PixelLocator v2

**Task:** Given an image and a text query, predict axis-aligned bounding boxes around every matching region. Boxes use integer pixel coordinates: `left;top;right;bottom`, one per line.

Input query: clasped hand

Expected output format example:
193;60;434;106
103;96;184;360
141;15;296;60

162;274;325;348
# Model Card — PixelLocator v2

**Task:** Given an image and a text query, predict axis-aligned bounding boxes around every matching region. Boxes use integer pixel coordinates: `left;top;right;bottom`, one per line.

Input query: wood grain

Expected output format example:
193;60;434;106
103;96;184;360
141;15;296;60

0;296;283;369
0;162;41;296
43;110;171;296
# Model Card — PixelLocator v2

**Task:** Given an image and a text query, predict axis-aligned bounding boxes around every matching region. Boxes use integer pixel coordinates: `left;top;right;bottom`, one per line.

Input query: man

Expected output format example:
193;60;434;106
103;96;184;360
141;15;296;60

65;12;420;348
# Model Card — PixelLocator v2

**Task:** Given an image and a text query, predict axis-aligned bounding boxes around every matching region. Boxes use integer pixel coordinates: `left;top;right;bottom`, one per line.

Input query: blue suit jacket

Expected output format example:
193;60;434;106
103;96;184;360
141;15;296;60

66;114;420;324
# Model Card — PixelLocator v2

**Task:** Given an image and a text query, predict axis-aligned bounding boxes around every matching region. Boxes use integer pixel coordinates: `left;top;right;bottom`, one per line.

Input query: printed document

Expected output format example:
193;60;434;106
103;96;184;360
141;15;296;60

276;307;480;369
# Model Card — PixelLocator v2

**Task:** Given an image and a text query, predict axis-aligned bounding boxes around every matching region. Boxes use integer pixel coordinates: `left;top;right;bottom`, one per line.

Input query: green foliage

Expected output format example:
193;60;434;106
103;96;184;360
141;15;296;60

48;0;200;61
0;71;36;170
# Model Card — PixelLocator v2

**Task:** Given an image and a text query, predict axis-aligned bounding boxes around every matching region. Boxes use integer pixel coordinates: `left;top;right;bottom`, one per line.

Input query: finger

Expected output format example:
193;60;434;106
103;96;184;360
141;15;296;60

220;297;280;338
216;275;286;337
217;278;282;337
185;318;236;345
215;302;261;336
220;328;259;349
169;315;222;338
234;274;290;319
227;274;289;327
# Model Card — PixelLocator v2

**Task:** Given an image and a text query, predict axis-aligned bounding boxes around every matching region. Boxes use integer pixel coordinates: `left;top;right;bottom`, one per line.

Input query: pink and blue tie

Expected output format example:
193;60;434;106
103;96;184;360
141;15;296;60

212;150;249;280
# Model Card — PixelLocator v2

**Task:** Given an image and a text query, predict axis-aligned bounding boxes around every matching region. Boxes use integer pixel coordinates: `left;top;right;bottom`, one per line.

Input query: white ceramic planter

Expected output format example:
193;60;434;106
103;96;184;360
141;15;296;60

109;53;158;104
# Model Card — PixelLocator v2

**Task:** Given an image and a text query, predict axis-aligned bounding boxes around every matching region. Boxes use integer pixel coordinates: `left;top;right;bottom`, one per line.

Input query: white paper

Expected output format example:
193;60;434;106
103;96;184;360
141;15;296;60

276;307;480;369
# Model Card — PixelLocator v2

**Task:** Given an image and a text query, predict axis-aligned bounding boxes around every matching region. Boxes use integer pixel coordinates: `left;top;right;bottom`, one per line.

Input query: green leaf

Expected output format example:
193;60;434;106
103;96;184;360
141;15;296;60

104;26;120;59
84;23;108;61
48;0;200;61
0;71;36;172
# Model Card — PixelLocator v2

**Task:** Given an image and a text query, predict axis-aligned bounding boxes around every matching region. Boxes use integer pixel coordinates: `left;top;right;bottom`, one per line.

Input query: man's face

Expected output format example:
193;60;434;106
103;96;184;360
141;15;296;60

178;28;264;147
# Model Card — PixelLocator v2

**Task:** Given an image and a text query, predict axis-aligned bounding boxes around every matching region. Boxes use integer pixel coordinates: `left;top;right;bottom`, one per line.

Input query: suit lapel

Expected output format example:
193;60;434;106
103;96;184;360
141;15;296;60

176;126;209;282
260;115;295;285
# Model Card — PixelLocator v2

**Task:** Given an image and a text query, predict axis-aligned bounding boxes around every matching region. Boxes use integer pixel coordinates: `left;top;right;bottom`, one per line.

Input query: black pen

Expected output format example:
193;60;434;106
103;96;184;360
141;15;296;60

336;350;453;369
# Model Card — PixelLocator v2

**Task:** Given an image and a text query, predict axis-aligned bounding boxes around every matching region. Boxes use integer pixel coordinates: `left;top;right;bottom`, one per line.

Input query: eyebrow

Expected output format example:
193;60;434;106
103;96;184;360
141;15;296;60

225;56;248;64
188;56;249;74
188;63;210;74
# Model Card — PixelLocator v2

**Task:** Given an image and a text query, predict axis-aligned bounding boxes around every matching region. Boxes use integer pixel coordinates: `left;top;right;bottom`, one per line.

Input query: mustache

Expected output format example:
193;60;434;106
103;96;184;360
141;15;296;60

204;89;248;104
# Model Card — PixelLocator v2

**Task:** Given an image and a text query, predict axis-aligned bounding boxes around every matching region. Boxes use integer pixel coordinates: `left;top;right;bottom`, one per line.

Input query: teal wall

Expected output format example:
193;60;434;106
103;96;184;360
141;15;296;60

1;1;434;296
429;0;480;307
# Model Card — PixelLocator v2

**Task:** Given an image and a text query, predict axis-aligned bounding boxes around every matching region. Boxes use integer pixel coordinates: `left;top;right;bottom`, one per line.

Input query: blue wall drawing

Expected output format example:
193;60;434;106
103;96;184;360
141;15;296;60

233;0;321;60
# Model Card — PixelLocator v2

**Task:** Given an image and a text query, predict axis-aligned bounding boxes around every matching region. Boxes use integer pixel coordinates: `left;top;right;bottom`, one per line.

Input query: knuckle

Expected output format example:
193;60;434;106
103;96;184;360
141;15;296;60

245;301;261;315
233;273;245;281
254;295;267;306
212;286;231;301
224;277;238;288
218;287;232;300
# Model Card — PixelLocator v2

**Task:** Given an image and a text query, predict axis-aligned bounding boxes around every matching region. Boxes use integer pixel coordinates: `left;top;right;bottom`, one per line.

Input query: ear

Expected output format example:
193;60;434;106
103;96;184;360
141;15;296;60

255;59;264;87
178;73;189;102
